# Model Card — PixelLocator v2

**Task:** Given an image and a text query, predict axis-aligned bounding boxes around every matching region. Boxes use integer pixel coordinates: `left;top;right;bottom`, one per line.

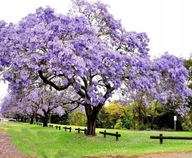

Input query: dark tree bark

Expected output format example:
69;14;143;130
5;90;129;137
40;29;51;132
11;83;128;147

30;116;34;124
29;113;35;124
132;104;136;129
42;113;49;127
85;104;102;136
21;116;27;122
86;114;97;135
138;106;143;125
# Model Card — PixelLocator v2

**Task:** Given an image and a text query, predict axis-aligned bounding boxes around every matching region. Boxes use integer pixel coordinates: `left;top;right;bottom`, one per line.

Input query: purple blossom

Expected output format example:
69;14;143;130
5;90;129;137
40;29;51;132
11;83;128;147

0;0;191;134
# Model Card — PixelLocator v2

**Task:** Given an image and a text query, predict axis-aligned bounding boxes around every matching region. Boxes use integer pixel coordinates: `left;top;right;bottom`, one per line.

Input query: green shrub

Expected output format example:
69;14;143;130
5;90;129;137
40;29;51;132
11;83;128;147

181;111;192;131
114;119;123;129
138;124;147;130
122;119;132;129
69;111;86;126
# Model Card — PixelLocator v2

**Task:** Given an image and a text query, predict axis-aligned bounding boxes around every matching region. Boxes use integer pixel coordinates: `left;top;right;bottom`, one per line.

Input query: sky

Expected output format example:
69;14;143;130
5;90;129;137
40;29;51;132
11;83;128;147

0;0;192;101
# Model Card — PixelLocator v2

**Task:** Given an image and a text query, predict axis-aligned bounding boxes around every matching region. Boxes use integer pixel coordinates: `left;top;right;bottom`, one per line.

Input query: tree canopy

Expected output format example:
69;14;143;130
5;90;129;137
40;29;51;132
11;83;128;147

0;0;191;135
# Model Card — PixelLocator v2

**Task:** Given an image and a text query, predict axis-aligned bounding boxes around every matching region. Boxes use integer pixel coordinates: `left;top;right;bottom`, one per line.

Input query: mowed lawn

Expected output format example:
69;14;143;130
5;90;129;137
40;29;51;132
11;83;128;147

0;122;192;158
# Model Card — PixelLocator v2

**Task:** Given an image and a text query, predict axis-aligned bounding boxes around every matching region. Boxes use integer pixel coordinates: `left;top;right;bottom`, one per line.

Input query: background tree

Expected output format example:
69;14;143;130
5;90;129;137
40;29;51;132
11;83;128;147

105;101;124;128
1;86;66;126
121;54;191;128
97;101;124;129
1;93;22;120
69;111;87;126
181;57;192;130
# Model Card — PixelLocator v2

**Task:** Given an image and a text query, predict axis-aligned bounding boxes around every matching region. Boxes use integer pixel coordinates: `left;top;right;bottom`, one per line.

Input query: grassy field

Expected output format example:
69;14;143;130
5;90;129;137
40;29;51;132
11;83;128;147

0;122;192;158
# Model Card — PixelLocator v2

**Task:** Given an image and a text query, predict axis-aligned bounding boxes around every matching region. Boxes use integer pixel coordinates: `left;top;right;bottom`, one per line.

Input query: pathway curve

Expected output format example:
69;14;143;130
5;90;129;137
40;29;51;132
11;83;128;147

136;152;192;158
0;129;36;158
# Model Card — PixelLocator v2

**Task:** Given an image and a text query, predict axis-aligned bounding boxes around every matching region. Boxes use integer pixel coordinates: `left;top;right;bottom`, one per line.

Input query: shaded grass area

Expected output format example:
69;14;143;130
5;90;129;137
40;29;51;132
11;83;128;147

0;122;192;158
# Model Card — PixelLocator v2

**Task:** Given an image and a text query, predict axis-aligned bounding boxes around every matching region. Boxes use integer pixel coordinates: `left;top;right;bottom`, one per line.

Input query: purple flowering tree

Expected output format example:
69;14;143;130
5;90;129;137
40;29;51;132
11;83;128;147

0;92;32;122
123;53;191;104
120;53;191;126
21;87;66;126
1;86;74;126
153;54;191;104
0;93;21;119
0;1;149;135
0;0;191;135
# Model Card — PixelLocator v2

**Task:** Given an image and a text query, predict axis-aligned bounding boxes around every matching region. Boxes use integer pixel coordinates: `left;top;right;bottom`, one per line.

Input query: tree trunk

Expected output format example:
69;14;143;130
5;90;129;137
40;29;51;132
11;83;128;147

30;116;34;124
21;116;24;122
85;105;100;136
30;113;35;124
42;114;49;127
86;114;97;135
132;104;136;129
138;105;143;125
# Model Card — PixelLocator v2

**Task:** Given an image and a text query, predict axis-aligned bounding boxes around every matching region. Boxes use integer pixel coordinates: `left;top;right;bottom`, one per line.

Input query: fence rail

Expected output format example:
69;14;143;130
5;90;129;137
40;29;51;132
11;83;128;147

150;134;192;144
99;130;121;141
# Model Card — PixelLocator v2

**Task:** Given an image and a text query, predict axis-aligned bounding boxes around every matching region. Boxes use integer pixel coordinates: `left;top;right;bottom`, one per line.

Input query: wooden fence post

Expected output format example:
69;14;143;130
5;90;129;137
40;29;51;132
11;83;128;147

160;134;163;144
104;130;106;138
84;128;87;134
116;132;119;141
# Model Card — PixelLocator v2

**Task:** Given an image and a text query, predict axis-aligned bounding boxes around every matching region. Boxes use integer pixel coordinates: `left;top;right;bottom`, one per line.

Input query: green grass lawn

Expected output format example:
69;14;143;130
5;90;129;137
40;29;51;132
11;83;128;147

0;122;192;158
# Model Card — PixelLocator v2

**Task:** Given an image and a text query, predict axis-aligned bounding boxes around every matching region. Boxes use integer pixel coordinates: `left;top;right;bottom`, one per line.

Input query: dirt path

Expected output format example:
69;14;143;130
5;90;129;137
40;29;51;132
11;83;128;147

0;130;36;158
136;152;192;158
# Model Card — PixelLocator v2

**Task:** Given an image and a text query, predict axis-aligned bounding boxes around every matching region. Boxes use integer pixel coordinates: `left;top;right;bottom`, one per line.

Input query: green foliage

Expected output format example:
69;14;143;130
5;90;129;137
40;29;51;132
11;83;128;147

97;101;124;129
184;58;192;70
69;111;86;126
153;105;183;130
122;119;132;129
97;106;112;128
114;119;123;129
182;111;192;131
1;123;192;158
106;102;124;126
121;101;184;131
137;124;147;131
182;58;192;131
51;112;69;125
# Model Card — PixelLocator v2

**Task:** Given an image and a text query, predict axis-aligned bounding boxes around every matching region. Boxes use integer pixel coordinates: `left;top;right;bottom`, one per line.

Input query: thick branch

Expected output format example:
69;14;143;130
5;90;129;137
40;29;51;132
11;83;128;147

103;83;114;101
38;71;71;91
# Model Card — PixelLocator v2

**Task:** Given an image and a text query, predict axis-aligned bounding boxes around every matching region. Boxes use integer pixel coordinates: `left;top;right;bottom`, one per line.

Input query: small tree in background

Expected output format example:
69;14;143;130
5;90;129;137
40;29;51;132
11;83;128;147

97;101;124;129
69;111;87;126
